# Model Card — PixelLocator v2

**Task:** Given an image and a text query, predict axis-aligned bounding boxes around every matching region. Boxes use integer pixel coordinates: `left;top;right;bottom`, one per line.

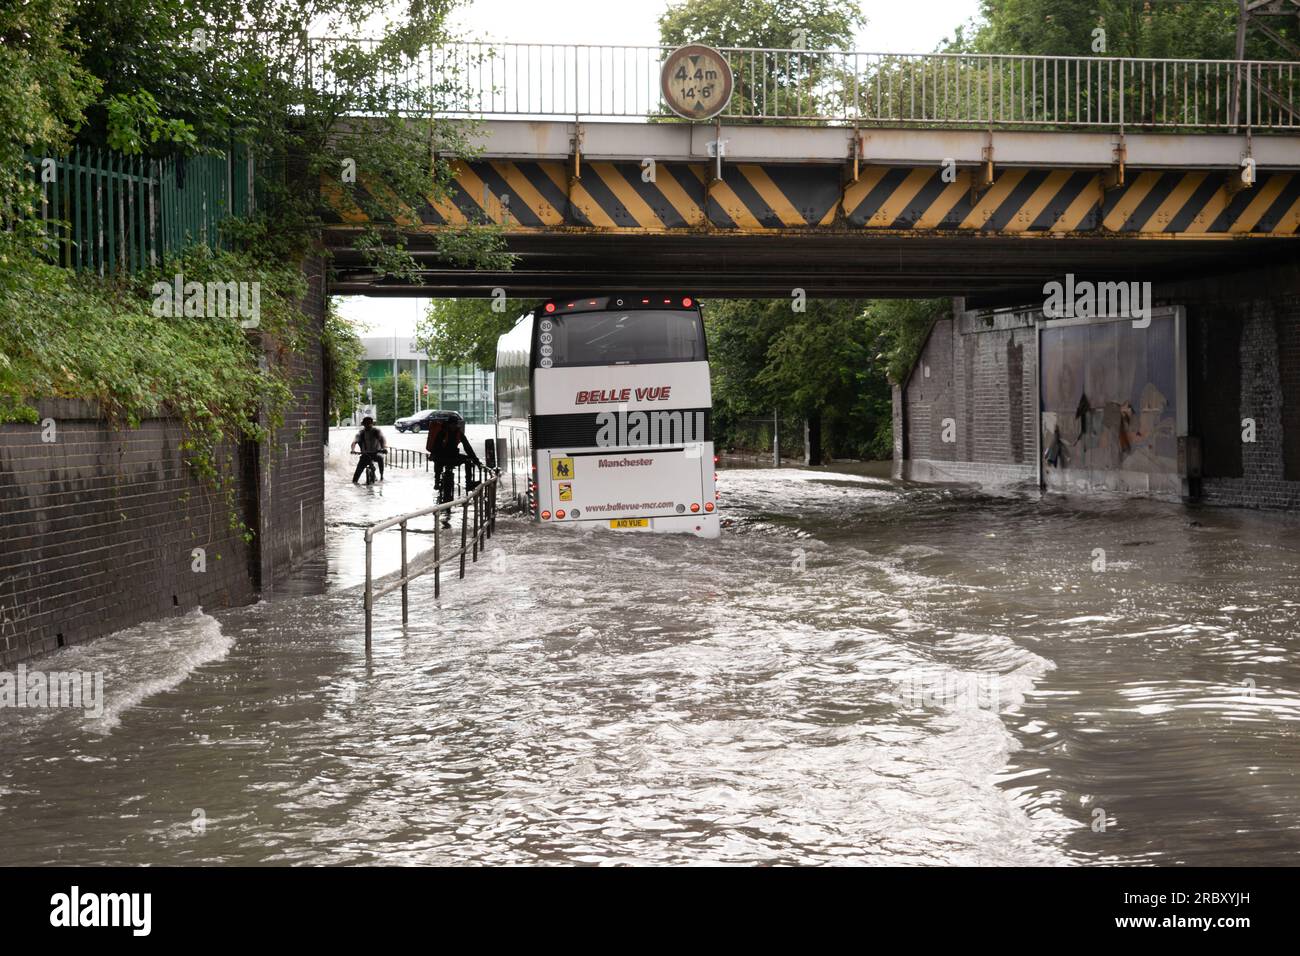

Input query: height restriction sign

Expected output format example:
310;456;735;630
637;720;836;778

660;44;733;121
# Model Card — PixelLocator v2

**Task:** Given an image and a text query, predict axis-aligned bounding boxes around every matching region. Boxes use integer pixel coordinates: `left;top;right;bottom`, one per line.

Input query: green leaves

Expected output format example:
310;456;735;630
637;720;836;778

0;0;100;247
103;91;200;155
323;299;365;419
415;297;529;372
0;233;307;532
705;296;947;460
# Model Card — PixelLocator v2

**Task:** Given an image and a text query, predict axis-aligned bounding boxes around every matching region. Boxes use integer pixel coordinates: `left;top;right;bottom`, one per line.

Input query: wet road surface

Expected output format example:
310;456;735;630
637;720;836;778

1;428;1298;865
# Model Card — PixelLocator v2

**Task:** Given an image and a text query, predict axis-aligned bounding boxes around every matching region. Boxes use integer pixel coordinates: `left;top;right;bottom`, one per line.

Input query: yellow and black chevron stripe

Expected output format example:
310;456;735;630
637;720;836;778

322;161;1300;237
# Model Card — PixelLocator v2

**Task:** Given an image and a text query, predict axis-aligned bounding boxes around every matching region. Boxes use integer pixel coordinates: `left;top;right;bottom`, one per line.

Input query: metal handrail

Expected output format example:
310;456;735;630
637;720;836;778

384;446;429;471
296;37;1300;131
362;468;501;649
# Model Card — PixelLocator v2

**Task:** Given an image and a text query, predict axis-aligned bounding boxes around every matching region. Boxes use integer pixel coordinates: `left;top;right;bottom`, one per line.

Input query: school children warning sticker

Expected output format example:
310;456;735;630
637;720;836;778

551;457;574;480
558;482;573;501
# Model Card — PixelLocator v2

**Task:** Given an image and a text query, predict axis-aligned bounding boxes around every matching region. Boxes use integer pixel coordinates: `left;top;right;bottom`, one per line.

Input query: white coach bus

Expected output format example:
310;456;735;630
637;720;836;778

495;294;719;538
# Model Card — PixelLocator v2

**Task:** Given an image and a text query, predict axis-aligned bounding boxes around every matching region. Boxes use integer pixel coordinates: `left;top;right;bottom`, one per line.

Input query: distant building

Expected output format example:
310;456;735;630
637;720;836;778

360;335;494;424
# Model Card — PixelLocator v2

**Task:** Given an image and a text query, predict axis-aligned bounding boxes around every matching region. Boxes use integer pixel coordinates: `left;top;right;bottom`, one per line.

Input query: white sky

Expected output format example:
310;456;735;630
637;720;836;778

339;0;985;338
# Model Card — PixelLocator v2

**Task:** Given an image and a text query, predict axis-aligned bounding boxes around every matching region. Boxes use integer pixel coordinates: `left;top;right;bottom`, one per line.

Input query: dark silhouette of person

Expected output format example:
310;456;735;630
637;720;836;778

425;411;482;525
350;416;387;482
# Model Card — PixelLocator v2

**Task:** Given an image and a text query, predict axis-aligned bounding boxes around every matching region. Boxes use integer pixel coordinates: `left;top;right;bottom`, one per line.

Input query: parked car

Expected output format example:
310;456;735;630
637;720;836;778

394;409;439;433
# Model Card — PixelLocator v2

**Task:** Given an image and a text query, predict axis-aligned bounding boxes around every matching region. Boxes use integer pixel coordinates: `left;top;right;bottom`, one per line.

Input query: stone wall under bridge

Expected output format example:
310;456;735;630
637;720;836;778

893;275;1300;511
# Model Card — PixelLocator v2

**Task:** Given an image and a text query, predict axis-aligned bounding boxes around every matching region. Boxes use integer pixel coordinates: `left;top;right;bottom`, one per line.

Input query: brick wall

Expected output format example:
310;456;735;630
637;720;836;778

897;304;1038;487
1195;295;1300;509
0;402;257;665
255;255;328;579
0;258;328;665
894;281;1300;511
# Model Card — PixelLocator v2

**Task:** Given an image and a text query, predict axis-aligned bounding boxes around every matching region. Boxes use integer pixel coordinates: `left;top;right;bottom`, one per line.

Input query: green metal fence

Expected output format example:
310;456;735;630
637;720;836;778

31;145;254;276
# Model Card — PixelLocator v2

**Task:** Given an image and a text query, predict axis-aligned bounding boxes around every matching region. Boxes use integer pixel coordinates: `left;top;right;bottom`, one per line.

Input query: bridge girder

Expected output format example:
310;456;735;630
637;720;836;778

323;120;1300;300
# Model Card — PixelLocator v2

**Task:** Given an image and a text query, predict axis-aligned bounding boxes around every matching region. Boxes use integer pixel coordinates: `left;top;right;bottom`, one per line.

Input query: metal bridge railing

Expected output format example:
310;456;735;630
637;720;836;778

362;468;500;650
304;38;1299;131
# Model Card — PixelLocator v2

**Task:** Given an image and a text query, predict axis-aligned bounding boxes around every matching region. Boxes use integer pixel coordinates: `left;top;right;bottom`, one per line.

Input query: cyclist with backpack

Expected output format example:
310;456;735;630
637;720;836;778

350;416;388;483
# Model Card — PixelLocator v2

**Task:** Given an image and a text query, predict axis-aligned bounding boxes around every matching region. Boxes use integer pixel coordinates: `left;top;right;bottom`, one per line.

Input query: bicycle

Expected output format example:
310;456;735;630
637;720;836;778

351;449;386;485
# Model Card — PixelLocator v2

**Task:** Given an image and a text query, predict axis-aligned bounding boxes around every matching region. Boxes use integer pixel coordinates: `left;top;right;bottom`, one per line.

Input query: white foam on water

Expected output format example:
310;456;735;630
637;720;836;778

1;608;234;735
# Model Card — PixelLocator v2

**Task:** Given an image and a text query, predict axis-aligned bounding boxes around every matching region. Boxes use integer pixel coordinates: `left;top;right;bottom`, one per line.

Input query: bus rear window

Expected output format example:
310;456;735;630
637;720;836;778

540;310;704;367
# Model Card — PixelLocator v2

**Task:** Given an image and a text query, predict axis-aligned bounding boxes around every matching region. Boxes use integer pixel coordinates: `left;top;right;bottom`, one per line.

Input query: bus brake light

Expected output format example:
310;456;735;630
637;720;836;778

541;510;551;520
690;503;700;513
682;297;693;307
544;303;555;313
704;502;715;512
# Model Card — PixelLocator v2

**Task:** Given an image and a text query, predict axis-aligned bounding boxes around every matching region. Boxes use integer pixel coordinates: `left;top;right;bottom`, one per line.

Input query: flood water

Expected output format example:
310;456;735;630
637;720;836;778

2;427;1299;865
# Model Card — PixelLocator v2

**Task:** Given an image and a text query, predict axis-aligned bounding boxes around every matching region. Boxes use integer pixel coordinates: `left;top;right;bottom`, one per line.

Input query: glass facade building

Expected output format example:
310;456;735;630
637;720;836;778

360;336;495;424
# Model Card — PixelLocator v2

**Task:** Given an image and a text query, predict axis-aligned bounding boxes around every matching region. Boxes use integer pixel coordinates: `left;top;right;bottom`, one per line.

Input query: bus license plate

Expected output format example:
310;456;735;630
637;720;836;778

609;518;649;529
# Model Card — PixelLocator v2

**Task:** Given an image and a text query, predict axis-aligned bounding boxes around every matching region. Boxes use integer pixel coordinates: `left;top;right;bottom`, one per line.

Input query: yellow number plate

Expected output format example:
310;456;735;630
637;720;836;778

609;518;649;529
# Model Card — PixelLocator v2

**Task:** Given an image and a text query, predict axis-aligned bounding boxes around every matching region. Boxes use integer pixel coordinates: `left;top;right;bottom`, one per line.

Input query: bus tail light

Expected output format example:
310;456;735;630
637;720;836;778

704;502;715;512
544;303;555;313
690;503;700;513
541;510;551;520
556;509;566;519
682;297;693;307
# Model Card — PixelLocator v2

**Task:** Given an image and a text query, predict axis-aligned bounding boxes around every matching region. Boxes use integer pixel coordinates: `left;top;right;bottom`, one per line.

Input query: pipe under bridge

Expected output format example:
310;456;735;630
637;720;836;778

317;42;1300;300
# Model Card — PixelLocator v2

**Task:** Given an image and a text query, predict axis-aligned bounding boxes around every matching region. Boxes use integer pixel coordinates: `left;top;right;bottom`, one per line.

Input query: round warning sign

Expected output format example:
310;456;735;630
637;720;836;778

660;44;733;121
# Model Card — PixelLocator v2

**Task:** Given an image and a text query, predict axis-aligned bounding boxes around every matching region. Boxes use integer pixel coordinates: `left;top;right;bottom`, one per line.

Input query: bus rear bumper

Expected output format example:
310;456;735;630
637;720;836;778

561;513;719;539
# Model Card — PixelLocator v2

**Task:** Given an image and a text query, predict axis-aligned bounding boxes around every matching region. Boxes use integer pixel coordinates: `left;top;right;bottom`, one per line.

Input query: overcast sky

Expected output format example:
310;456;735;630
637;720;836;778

338;0;985;338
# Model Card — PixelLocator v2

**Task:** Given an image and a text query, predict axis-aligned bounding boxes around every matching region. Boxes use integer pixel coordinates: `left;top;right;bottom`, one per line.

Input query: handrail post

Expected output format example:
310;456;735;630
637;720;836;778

434;511;441;598
1119;59;1125;133
364;532;373;651
472;488;480;563
400;518;408;624
1245;63;1252;135
460;498;469;578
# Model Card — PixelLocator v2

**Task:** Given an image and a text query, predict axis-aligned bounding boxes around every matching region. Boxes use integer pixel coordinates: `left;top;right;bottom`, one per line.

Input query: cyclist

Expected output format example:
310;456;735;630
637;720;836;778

350;416;388;483
425;411;482;524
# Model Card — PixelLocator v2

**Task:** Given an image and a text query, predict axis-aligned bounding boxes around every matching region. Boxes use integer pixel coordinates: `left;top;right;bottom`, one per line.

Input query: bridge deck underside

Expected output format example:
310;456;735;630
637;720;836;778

326;231;1285;301
324;158;1300;299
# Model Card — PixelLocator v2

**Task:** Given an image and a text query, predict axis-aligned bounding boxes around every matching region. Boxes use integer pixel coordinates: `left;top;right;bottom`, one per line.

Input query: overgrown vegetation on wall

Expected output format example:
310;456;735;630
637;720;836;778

1;0;508;527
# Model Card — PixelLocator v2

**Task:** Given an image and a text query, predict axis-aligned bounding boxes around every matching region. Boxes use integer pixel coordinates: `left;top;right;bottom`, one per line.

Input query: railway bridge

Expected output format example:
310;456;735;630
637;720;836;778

318;40;1300;511
318;42;1300;301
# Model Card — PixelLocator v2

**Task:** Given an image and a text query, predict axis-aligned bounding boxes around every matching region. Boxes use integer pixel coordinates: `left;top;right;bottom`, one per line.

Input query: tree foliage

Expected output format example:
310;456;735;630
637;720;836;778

415;297;530;371
659;0;864;50
0;0;100;245
0;1;516;531
957;1;1290;60
37;0;513;277
323;298;366;422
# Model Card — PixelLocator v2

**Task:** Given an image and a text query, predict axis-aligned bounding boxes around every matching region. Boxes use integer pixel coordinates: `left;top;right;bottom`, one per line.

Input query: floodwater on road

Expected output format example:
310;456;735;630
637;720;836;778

2;427;1299;865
